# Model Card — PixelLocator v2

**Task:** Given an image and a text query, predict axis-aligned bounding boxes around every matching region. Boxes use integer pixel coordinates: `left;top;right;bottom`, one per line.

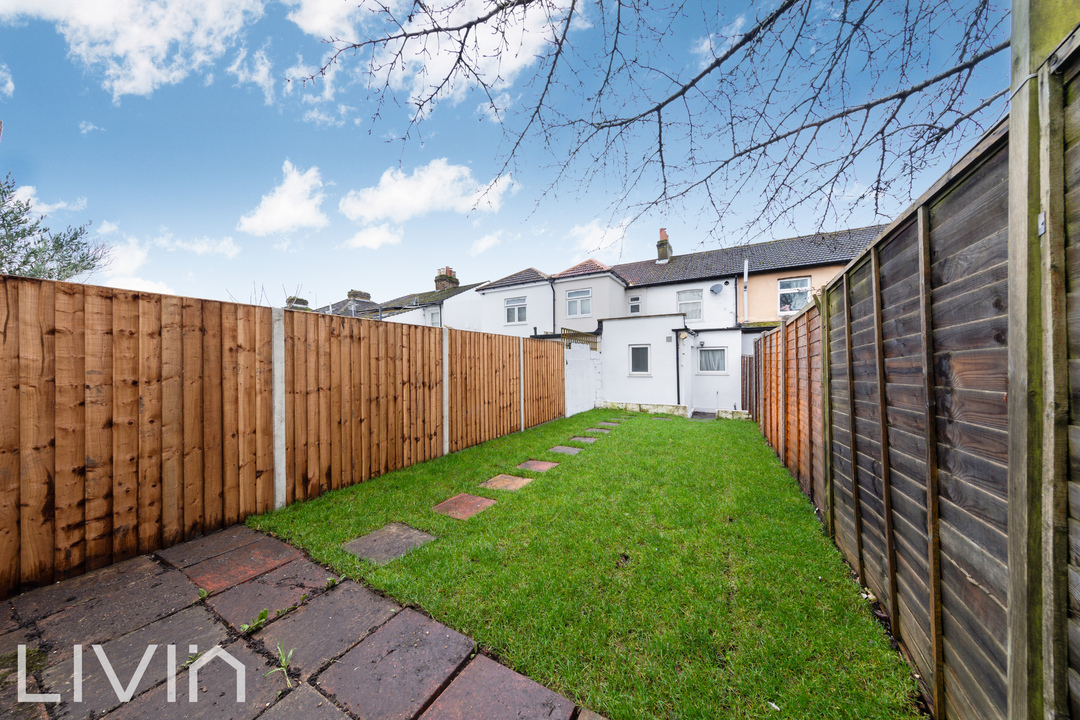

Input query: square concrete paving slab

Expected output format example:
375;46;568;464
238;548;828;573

419;655;575;720
41;605;227;720
479;474;532;492
319;608;474;720
578;711;610;720
38;566;202;651
13;555;164;622
549;445;581;455
0;626;35;655
207;557;333;630
100;639;286;720
255;582;399;680
585;428;609;434
570;436;597;444
597;421;620;427
431;494;496;520
156;526;265;569
343;523;436;566
260;684;350;720
183;536;301;594
516;460;559;472
0;675;50;720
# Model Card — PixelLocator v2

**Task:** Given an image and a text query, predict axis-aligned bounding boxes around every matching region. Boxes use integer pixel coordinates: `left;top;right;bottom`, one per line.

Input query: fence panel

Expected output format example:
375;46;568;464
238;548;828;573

1064;50;1080;719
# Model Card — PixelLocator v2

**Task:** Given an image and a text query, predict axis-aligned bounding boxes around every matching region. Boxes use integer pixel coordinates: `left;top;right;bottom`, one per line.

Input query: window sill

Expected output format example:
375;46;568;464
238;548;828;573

628;373;652;377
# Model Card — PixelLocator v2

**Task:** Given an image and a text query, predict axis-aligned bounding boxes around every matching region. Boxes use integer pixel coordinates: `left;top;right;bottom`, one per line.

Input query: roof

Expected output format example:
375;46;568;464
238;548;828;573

356;282;486;319
611;225;885;287
478;267;550;291
314;297;380;316
552;259;614;280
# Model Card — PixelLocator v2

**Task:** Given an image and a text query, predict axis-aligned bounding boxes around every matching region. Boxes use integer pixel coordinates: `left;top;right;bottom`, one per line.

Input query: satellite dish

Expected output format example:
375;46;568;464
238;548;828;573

709;283;724;294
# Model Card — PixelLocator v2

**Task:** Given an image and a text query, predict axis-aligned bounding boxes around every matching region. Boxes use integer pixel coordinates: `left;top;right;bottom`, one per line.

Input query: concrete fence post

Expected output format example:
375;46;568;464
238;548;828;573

442;327;450;456
519;337;526;432
271;308;286;510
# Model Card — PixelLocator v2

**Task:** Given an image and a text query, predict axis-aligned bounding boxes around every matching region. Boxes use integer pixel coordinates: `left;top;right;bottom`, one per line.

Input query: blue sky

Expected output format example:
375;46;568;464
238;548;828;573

0;0;1009;306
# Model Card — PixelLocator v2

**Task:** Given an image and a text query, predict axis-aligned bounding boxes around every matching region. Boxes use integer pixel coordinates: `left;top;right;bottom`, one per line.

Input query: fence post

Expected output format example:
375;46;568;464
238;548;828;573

271;308;286;511
519;337;526;432
442;327;450;456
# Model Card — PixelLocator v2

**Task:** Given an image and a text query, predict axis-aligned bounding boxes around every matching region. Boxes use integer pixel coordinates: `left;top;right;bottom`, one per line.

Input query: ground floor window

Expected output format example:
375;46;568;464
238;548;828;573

698;347;726;373
629;345;650;374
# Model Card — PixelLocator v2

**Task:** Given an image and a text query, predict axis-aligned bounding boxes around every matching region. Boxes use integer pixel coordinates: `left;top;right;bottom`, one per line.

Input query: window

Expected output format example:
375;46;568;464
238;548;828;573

628;295;642;314
698;348;727;373
505;297;527;324
779;277;811;315
566;288;592;317
429;309;441;327
629;345;650;374
677;289;702;320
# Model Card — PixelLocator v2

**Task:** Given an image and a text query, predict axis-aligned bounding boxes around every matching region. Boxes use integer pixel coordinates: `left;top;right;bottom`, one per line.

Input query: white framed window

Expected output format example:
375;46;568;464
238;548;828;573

505;297;527;324
430;309;441;326
779;277;811;315
566;288;592;317
677;289;702;320
698;347;727;373
628;295;642;314
629;345;650;375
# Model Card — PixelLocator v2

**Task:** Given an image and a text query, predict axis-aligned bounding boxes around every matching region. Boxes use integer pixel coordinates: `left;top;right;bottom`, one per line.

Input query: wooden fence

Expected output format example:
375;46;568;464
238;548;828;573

745;29;1080;717
0;278;565;599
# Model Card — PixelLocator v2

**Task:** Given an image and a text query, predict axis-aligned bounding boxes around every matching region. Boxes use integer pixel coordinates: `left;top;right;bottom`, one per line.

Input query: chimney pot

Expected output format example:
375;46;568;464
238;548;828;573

434;266;460;291
657;228;673;263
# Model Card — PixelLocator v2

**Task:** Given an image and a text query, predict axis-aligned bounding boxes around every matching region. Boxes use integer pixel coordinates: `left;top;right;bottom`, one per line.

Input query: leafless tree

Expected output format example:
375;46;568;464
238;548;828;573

315;0;1009;238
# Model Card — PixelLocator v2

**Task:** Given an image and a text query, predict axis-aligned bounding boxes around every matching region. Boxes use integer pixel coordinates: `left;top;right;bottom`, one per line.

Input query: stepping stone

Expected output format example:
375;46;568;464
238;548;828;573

432;493;497;520
41;606;227;720
598;421;620;427
256;582;399;679
480;474;533;491
94;639;285;720
579;711;610;720
550;445;581;455
155;525;264;568
517;460;559;472
419;654;574;720
207;557;331;630
585;428;609;434
182;535;301;594
571;436;597;444
261;685;350;720
343;522;436;565
319;609;474;720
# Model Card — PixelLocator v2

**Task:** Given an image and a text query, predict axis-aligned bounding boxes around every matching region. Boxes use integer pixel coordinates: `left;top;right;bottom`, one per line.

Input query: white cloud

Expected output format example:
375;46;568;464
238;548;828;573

339;159;516;225
344;224;403;250
282;0;367;44
101;235;174;294
476;92;513;123
568;218;632;263
237;160;329;236
0;0;263;99
96;220;120;235
470;231;502;256
301;103;354;127
227;47;275;104
154;233;241;258
692;16;746;69
79;120;104;134
13;186;87;215
0;63;12;97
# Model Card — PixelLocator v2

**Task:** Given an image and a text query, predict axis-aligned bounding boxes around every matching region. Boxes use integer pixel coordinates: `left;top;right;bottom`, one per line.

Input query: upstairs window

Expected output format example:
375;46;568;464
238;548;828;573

778;277;811;315
567;289;592;317
677;289;702;320
628;295;642;314
505;297;527;324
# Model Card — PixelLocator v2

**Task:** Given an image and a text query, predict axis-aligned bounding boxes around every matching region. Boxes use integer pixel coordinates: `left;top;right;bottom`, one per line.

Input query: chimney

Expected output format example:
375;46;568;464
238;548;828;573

435;266;460;291
657;228;673;264
286;296;309;309
347;289;371;301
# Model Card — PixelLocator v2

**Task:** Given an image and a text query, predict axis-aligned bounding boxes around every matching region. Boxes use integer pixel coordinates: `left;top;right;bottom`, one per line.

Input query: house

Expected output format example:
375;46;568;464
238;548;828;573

316;267;484;327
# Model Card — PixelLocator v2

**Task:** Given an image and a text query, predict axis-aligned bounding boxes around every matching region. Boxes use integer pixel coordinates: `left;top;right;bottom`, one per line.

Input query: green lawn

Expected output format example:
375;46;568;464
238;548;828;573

247;409;920;720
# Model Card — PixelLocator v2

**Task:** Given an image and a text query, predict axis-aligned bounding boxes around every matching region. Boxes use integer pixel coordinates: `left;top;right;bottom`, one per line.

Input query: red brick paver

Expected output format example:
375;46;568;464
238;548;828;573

419;655;575;720
260;685;350;720
182;536;300;594
207;557;331;630
432;493;496;520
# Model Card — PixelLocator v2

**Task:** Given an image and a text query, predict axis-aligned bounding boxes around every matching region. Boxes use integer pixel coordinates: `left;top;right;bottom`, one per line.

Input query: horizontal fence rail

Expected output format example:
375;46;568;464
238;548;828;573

0;277;565;598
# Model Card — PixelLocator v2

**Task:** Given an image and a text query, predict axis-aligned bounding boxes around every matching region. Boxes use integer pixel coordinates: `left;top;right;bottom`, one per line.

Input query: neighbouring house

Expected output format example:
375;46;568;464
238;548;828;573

317;267;484;327
312;289;379;316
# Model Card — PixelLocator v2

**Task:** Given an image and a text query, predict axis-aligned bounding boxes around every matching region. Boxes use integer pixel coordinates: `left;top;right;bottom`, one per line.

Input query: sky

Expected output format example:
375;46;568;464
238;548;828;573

0;0;1010;307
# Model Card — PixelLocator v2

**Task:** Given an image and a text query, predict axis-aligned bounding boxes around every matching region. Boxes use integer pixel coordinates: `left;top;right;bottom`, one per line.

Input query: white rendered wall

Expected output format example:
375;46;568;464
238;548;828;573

475;282;555;336
600;315;682;407
553;275;625;334
683;328;743;413
622;278;738;328
441;289;483;331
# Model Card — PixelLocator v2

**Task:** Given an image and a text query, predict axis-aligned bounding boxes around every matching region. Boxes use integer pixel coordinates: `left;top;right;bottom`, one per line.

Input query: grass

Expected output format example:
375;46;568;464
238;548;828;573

248;409;920;720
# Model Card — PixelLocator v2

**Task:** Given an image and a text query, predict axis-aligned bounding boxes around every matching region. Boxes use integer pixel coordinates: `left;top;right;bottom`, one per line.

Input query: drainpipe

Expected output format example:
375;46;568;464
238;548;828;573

743;258;749;323
674;331;681;405
549;278;556;334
